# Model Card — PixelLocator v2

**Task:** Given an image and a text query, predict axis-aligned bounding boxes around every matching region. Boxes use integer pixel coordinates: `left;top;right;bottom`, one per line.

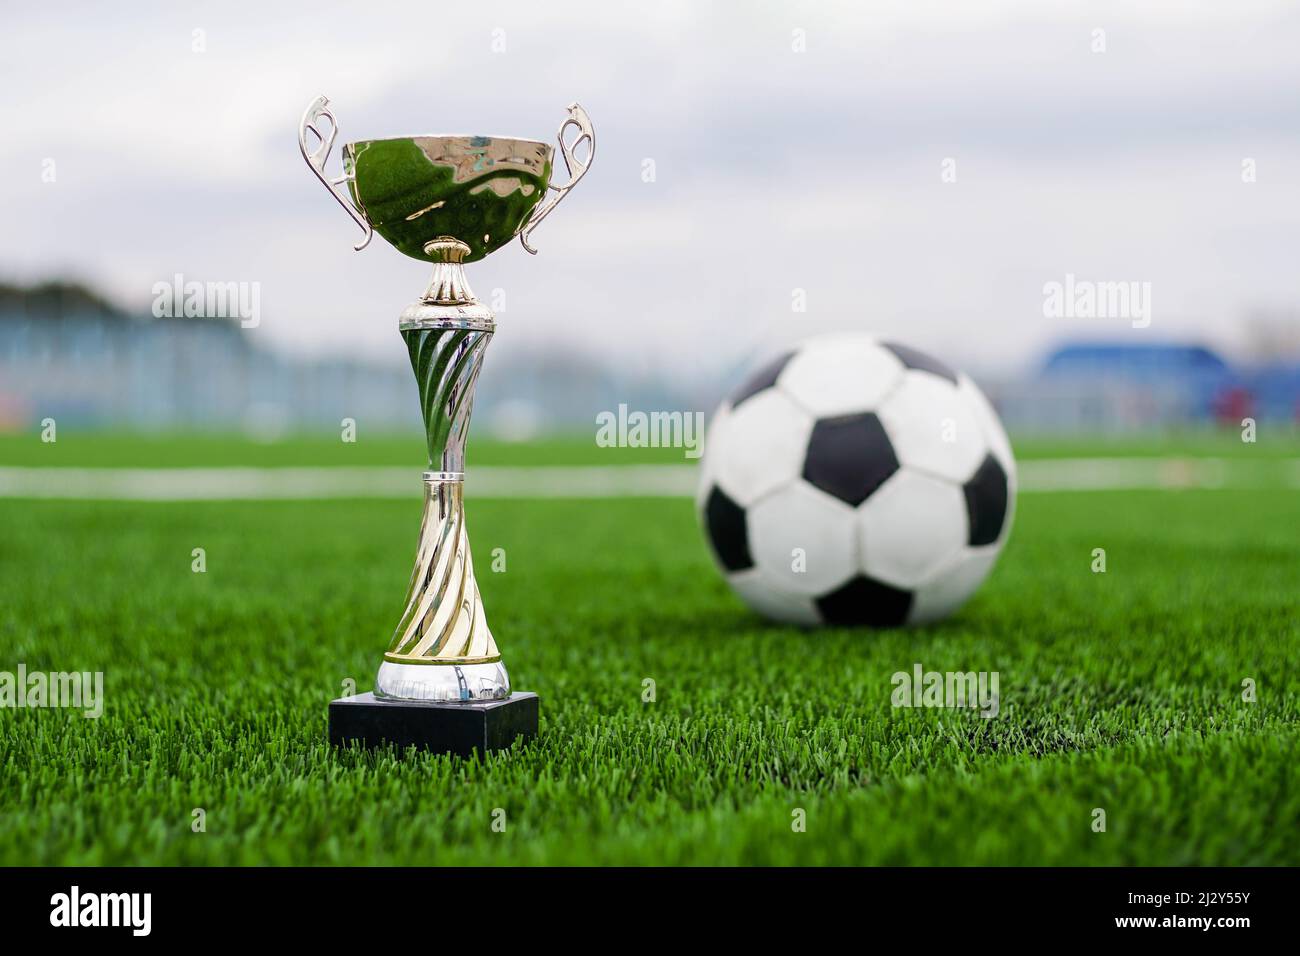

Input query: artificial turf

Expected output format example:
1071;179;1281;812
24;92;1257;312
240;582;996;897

0;444;1297;865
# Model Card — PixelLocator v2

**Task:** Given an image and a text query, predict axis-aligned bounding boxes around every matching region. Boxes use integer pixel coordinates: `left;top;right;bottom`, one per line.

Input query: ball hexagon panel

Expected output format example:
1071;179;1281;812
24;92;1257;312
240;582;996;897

701;484;752;573
857;468;967;590
747;481;857;596
815;575;913;628
711;388;814;507
776;333;905;418
802;412;899;506
727;568;820;626
908;546;1000;625
877;371;986;484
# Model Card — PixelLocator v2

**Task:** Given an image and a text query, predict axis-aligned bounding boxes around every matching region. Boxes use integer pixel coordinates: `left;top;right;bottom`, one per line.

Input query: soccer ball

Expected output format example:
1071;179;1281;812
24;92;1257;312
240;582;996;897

697;333;1015;627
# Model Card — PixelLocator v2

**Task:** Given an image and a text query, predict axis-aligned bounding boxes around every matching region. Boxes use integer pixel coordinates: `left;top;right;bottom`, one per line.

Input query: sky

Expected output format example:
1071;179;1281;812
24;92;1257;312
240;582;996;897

3;0;1300;386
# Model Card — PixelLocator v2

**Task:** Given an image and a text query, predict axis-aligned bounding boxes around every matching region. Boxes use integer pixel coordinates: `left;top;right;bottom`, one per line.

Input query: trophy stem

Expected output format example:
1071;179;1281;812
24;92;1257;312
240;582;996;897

375;475;509;702
421;237;476;305
375;291;507;702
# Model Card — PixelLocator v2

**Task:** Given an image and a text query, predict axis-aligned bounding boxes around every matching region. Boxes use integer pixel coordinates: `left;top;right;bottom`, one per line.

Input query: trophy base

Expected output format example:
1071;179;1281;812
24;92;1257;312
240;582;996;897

328;691;539;757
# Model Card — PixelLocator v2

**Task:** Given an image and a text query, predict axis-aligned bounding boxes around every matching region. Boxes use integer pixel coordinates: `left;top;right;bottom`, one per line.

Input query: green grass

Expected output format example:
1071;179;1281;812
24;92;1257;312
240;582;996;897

0;470;1296;864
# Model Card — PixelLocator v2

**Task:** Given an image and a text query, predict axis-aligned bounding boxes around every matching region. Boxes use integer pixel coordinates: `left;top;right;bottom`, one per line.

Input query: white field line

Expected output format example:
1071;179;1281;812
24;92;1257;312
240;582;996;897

0;465;691;500
0;459;1294;501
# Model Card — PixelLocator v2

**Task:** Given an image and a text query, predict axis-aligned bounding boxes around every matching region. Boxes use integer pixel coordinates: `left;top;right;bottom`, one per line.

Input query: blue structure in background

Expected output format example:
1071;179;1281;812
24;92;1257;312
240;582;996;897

1041;343;1234;420
1036;341;1299;426
1044;343;1231;382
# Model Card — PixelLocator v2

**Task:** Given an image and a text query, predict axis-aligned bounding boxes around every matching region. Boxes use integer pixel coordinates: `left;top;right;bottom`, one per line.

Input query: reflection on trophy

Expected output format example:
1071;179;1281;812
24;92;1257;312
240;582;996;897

302;94;594;755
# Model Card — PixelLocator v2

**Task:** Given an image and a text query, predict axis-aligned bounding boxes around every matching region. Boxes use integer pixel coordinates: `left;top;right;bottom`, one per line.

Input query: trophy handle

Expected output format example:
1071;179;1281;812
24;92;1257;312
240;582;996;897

298;94;373;252
518;102;595;255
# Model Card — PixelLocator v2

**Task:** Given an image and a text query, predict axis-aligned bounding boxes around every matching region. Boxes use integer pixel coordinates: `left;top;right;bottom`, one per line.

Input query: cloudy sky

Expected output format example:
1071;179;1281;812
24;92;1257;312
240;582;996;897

3;0;1299;385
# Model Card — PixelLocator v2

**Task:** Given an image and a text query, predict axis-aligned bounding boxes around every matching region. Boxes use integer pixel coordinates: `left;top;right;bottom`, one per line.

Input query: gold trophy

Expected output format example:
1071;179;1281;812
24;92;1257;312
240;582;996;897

299;95;594;754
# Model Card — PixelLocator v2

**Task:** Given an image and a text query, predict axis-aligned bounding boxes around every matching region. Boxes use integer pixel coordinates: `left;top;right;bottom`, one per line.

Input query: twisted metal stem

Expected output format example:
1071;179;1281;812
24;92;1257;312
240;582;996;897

404;324;491;474
384;323;498;666
385;478;498;664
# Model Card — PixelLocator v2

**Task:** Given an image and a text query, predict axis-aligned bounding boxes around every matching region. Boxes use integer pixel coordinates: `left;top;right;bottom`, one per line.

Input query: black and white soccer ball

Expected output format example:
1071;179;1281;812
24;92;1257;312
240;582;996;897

697;333;1015;627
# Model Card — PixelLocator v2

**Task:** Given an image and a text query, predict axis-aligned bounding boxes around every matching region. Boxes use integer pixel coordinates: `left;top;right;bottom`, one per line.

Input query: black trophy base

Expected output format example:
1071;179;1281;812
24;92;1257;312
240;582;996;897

329;691;538;757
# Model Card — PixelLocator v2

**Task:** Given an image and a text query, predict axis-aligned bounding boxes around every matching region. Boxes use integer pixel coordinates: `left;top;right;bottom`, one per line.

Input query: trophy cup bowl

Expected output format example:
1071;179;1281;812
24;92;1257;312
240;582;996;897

343;135;553;263
304;95;594;755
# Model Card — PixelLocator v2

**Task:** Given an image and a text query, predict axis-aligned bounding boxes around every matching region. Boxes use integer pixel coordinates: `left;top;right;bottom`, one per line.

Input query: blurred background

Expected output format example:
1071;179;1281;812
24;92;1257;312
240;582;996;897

2;0;1299;441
